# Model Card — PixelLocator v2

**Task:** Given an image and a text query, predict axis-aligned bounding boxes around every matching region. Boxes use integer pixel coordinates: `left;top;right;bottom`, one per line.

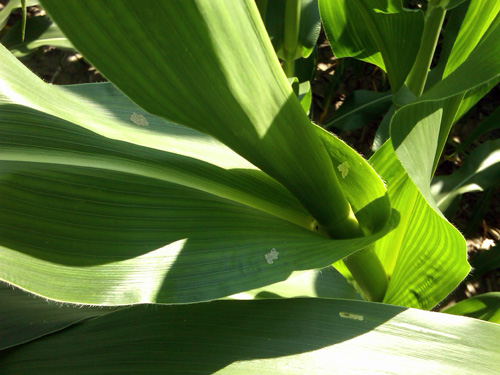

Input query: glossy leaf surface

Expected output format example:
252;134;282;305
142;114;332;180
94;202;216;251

391;15;500;206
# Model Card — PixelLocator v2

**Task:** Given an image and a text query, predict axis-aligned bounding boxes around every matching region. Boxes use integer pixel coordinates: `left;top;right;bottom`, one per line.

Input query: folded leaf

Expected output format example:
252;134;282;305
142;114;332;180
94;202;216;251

369;141;468;309
0;61;395;305
39;0;355;234
319;0;424;91
0;99;395;305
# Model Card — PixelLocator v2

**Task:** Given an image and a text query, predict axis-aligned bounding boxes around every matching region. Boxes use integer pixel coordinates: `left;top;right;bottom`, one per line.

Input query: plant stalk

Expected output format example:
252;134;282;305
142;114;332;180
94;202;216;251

281;0;389;302
405;4;446;97
343;244;389;302
329;207;389;302
282;59;296;77
282;0;301;77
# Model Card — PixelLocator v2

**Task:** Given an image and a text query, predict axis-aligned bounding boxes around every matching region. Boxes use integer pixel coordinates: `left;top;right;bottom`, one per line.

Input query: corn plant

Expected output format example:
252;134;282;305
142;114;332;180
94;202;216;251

1;0;500;373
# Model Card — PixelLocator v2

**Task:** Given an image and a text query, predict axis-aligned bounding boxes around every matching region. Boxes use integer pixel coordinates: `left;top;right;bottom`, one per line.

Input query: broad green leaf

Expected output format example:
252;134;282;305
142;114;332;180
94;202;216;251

39;0;352;235
368;141;468;309
443;292;500;324
289;77;313;114
0;49;395;305
0;283;119;350
2;298;500;374
324;90;392;131
0;39;393;233
319;0;424;91
431;140;500;212
426;1;500;119
0;100;395;305
1;15;73;58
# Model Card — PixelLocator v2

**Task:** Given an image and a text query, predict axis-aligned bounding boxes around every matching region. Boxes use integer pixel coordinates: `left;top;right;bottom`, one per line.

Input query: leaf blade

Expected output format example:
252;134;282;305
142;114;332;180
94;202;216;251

2;298;500;374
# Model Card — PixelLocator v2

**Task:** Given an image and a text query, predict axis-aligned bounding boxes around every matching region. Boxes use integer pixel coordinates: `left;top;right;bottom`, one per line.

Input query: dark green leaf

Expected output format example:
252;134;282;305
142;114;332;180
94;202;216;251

39;0;363;238
319;0;424;91
443;292;500;323
431;140;500;212
2;298;500;374
1;15;73;58
324;90;392;131
0;283;119;350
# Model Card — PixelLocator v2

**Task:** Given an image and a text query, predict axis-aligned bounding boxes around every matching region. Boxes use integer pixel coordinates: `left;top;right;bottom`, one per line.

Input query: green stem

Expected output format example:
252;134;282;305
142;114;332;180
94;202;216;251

405;4;446;97
343;245;389;302
282;0;301;77
329;207;388;302
282;59;295;77
283;0;389;302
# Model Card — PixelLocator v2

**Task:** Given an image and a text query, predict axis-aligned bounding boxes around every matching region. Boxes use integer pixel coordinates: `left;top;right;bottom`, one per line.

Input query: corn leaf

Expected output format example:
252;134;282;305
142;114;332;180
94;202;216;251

0;48;395;305
0;283;120;350
390;15;500;207
441;0;500;79
230;266;360;301
319;0;424;91
38;0;352;233
443;292;500;324
1;15;73;58
1;298;500;374
431;140;500;213
323;90;392;131
0;0;38;31
369;141;469;309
